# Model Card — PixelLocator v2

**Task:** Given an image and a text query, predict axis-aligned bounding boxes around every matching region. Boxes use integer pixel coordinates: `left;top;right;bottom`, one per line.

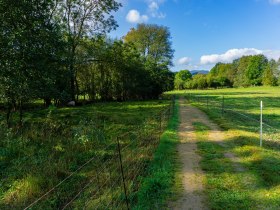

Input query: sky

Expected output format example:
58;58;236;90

110;0;280;72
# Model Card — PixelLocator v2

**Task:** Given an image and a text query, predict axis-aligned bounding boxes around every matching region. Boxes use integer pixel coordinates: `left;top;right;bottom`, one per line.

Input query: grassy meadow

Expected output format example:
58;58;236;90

167;87;280;209
0;100;173;209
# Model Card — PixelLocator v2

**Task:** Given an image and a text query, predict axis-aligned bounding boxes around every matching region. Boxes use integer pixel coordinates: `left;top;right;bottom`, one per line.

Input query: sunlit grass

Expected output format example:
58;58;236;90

169;87;280;209
0;100;171;209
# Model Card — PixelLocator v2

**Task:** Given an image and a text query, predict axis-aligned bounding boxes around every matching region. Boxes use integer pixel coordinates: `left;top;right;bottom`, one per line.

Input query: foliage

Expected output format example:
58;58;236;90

180;55;279;90
0;0;175;126
262;59;278;86
57;0;122;100
124;23;175;98
124;23;174;66
0;0;67;124
174;70;192;90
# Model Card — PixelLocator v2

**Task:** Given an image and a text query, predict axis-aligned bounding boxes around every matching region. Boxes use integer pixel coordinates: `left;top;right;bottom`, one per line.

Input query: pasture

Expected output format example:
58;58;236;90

167;87;280;209
0;100;174;209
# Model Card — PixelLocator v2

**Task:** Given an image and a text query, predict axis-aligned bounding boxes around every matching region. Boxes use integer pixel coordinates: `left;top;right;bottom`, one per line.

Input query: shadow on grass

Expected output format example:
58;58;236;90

194;120;280;209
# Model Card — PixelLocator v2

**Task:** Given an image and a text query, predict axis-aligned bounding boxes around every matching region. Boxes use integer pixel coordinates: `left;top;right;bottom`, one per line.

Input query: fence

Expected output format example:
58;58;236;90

18;99;175;210
186;94;280;148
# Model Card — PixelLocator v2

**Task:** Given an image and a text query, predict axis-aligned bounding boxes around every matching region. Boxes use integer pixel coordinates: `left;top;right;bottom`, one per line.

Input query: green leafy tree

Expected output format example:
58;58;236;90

124;23;174;98
192;74;207;89
0;0;65;125
245;55;268;86
174;70;192;90
59;0;121;100
233;55;267;87
124;23;174;66
262;59;278;86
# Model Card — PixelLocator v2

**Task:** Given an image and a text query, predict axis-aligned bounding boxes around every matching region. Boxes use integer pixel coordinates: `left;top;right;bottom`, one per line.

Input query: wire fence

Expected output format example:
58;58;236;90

13;98;175;210
186;94;280;148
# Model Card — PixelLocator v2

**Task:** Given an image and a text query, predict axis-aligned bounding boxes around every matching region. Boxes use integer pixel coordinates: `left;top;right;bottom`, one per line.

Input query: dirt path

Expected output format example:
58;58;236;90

170;99;208;210
170;99;245;209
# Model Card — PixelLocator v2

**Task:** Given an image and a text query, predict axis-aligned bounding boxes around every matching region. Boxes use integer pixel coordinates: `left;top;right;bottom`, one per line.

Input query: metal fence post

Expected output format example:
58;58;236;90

260;101;263;147
117;137;129;210
222;96;224;116
159;113;162;132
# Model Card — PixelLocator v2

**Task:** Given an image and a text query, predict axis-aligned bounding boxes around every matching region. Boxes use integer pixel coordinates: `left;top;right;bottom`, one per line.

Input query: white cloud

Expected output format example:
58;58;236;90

200;48;261;65
178;57;192;65
269;0;280;5
262;50;280;60
126;10;149;23
200;48;280;65
149;2;159;10
147;0;166;19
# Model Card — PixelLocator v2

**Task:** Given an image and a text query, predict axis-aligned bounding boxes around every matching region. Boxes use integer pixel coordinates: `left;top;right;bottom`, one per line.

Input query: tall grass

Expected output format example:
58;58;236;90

0;100;171;209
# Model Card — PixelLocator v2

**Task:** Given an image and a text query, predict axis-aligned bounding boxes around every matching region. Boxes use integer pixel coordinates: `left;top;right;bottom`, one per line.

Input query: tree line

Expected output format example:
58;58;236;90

174;54;280;90
0;0;174;125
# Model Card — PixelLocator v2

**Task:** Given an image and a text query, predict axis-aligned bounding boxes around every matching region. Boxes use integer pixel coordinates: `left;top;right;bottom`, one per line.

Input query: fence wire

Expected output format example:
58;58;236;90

15;99;174;210
187;94;280;148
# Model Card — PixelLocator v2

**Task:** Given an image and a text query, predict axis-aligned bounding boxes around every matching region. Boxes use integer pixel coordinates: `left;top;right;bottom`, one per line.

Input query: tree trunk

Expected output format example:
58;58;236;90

19;100;23;127
6;103;12;128
70;64;75;101
69;44;77;101
44;98;52;107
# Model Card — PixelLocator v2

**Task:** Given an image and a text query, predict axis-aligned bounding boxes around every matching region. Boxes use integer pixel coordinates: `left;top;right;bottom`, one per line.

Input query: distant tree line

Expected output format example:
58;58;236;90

174;54;280;90
0;0;174;125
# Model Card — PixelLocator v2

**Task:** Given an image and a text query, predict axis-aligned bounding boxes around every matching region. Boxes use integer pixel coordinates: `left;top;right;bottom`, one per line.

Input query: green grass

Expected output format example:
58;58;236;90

193;122;255;209
167;87;280;209
133;100;180;210
0;100;172;209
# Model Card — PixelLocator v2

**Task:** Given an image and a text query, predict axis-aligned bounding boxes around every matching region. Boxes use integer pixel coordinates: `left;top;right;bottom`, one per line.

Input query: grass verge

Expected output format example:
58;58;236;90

133;100;180;210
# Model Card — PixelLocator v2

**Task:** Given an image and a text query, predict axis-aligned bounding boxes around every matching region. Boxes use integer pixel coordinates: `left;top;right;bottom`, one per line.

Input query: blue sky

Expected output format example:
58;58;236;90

110;0;280;72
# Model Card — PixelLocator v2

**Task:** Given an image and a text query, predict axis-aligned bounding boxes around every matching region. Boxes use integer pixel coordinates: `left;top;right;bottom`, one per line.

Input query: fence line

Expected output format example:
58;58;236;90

23;98;175;210
188;94;280;147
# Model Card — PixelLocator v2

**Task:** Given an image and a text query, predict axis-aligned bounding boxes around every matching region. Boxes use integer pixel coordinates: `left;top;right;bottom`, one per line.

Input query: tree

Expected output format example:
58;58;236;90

0;0;65;125
245;54;268;86
174;70;192;90
124;23;174;98
124;23;174;66
59;0;121;100
192;74;207;89
262;59;278;86
208;63;235;88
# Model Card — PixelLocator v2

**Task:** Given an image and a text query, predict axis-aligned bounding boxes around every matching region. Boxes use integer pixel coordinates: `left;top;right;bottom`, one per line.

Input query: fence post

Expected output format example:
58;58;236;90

116;137;129;210
222;96;224;116
260;101;263;147
159;113;162;132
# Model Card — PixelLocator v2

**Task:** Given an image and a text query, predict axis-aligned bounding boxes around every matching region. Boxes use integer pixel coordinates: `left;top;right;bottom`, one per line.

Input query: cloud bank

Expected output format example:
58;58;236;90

200;48;280;65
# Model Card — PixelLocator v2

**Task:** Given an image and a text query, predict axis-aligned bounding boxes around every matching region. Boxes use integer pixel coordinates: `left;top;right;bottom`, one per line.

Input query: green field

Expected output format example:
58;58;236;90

167;87;280;209
0;100;174;209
